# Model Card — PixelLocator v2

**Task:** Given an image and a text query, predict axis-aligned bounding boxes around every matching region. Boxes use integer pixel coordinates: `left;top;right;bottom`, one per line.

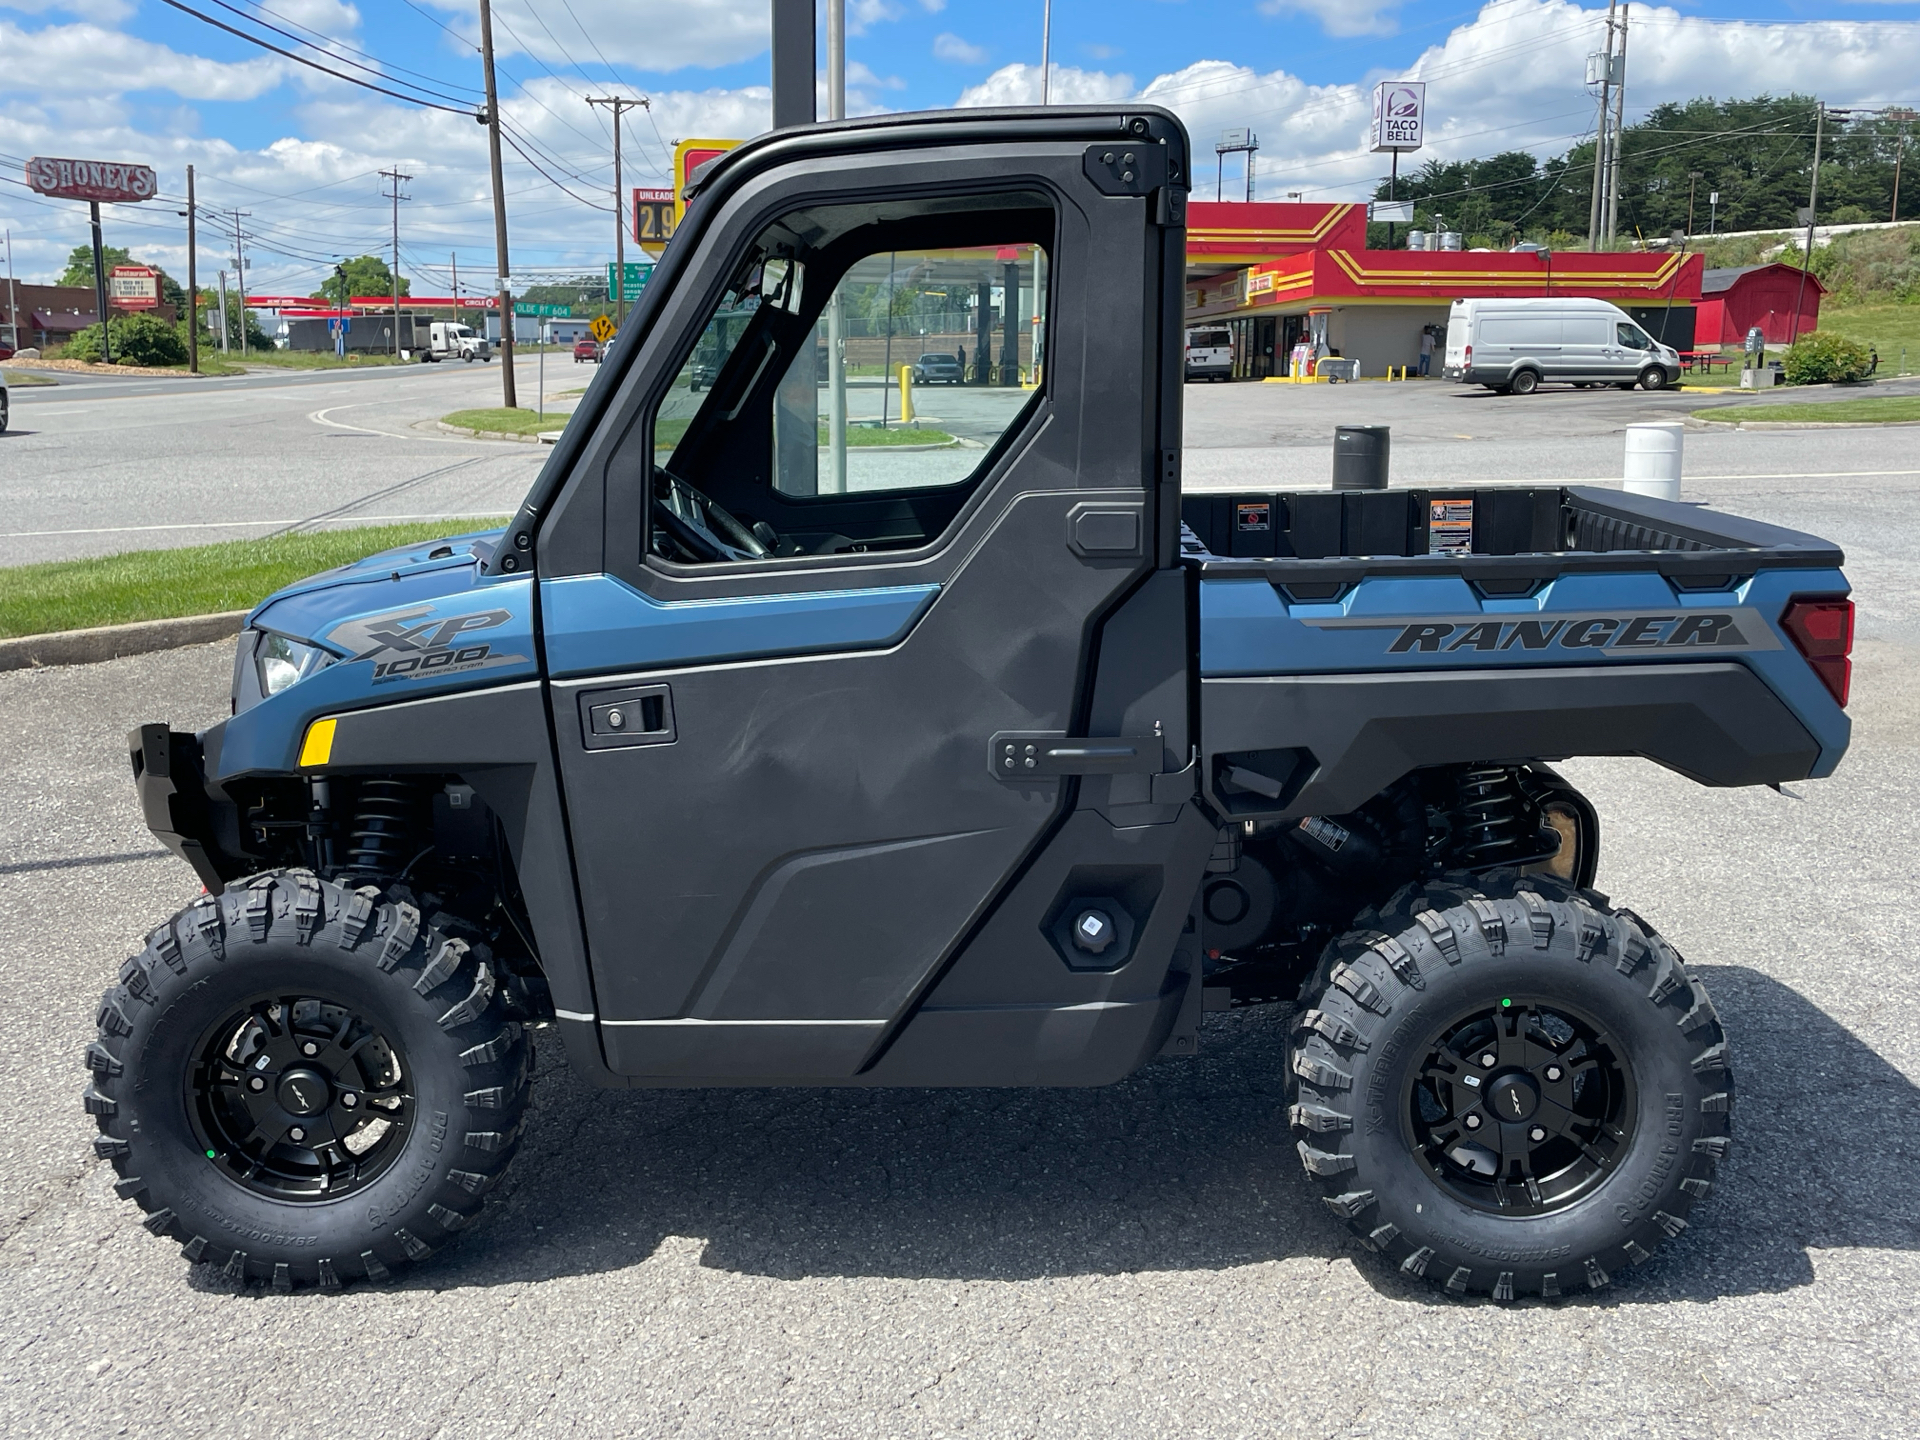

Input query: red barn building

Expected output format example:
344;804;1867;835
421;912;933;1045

1694;264;1825;347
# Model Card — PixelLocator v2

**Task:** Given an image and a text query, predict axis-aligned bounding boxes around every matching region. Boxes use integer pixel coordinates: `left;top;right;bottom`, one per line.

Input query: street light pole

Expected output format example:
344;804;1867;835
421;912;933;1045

825;0;847;495
1685;169;1702;242
478;0;517;408
1040;0;1052;105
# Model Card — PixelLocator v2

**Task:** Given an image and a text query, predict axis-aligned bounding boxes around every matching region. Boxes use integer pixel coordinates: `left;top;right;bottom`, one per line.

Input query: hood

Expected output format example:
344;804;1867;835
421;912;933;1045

247;527;507;649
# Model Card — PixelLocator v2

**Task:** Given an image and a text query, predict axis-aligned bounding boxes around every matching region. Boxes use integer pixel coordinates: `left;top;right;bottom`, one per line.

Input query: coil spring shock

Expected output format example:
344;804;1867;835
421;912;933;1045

347;778;421;875
1453;766;1532;868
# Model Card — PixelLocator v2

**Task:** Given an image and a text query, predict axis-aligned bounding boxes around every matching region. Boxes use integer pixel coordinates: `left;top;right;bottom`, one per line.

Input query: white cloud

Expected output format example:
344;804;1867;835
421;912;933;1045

955;62;1135;108
0;19;288;99
421;0;771;72
932;32;988;65
0;0;135;21
1259;0;1404;40
919;0;947;12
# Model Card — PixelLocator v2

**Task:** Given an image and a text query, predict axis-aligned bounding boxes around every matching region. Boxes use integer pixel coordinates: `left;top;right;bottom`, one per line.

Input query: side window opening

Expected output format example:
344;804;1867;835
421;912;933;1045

640;191;1054;566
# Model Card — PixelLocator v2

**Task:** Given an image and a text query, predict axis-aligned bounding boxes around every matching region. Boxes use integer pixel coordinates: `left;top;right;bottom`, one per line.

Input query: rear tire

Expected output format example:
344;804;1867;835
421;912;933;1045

1288;881;1730;1300
1509;369;1540;396
85;871;531;1290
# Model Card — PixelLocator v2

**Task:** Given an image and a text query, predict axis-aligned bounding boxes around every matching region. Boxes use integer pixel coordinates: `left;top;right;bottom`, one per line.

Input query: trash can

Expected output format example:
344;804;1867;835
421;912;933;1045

1332;425;1390;490
1622;422;1683;500
1320;357;1360;383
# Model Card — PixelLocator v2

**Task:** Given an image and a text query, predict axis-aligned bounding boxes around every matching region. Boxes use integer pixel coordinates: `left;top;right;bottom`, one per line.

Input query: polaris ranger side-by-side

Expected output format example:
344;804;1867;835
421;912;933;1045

90;108;1854;1299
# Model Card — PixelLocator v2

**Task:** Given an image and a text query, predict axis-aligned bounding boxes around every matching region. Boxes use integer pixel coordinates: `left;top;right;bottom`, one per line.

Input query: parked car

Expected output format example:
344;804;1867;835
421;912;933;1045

573;338;600;364
1443;297;1679;394
0;366;8;434
912;351;963;384
1184;327;1233;381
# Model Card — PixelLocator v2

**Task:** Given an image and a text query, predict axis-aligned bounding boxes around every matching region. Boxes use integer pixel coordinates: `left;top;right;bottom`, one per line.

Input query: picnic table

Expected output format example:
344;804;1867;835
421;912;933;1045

1679;351;1734;375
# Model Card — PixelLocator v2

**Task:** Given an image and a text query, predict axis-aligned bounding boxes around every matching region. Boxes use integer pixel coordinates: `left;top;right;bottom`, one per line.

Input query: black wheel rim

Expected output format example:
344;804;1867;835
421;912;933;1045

189;994;415;1202
1404;996;1636;1216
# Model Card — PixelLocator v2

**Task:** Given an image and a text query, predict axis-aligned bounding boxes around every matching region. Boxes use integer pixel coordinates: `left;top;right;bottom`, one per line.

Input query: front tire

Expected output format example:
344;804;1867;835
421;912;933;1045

1289;881;1730;1300
85;871;531;1290
1640;366;1670;391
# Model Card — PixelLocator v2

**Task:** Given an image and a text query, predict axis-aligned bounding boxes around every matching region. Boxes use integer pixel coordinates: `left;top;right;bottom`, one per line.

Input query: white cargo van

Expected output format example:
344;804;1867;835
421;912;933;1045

1442;297;1678;395
1185;326;1234;382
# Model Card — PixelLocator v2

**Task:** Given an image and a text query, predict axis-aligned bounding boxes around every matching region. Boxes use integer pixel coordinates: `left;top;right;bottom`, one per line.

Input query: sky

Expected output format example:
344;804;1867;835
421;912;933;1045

1;0;1917;299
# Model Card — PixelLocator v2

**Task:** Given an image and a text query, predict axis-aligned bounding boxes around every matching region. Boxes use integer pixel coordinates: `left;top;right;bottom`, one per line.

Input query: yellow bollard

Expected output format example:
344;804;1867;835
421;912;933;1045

898;365;915;425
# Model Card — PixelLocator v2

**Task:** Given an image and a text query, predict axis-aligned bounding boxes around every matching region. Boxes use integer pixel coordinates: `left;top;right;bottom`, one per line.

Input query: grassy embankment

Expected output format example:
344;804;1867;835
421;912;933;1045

1693;395;1920;425
0;521;505;639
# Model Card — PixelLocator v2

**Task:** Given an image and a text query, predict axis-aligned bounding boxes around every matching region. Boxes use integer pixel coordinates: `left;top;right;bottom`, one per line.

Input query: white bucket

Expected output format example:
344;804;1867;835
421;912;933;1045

1623;422;1683;501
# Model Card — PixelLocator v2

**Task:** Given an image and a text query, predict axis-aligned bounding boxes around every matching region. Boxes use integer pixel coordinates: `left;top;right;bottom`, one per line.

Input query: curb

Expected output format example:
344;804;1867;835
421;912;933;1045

1692;417;1920;430
0;611;248;674
437;420;566;444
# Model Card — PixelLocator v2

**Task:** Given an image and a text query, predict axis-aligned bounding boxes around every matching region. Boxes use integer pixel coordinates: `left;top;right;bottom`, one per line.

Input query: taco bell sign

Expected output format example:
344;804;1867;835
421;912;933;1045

1370;81;1426;154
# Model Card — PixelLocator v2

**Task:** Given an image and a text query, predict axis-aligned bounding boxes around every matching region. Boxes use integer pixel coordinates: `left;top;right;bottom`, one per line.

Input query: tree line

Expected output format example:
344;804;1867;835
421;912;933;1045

1368;95;1917;250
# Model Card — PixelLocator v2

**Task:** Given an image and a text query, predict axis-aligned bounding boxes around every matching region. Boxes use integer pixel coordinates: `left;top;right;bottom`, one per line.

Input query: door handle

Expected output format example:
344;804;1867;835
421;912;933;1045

991;730;1164;778
578;683;676;750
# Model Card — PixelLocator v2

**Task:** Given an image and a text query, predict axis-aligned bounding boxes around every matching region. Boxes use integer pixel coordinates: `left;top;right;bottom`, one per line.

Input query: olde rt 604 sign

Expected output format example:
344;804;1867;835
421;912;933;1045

26;156;158;203
1369;82;1427;154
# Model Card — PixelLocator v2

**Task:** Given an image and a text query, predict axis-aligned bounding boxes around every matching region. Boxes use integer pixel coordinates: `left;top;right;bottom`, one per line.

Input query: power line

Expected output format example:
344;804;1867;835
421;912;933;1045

156;0;472;113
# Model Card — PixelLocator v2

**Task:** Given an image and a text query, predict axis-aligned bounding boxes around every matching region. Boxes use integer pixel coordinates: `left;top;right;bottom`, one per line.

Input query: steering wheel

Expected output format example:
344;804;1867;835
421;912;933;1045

652;468;772;562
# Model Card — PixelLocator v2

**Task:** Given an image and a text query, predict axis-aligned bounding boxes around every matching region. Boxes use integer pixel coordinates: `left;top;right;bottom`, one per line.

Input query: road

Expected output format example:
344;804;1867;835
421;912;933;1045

6;362;1919;566
0;385;1917;1435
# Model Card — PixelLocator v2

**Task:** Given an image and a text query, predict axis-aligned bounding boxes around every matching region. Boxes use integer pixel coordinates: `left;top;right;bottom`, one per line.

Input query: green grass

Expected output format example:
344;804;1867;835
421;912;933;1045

0;520;506;639
1818;305;1920;372
1693;395;1920;424
237;349;410;369
826;426;954;446
442;407;568;436
1;367;57;386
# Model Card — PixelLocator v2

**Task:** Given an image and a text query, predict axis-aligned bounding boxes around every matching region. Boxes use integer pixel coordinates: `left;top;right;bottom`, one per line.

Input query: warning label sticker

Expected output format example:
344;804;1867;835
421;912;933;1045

1428;498;1474;555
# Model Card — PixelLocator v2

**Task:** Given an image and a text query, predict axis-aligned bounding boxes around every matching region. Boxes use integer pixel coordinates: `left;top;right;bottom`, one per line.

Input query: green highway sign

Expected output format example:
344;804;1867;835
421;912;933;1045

607;262;652;300
513;301;572;317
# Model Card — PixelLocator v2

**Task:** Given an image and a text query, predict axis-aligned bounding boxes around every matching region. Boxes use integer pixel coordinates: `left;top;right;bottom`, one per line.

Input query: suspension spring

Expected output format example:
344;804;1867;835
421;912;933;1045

1453;766;1532;867
347;779;421;875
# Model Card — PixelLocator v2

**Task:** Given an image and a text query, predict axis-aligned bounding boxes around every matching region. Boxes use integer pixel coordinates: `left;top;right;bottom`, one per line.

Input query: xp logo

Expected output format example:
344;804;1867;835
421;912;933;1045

328;606;526;683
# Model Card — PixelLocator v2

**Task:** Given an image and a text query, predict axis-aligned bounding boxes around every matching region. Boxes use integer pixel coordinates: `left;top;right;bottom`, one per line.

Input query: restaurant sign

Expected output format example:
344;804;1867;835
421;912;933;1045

26;156;159;203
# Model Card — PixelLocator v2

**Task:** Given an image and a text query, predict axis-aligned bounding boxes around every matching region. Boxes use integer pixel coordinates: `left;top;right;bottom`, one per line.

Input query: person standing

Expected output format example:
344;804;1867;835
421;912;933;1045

1418;326;1435;377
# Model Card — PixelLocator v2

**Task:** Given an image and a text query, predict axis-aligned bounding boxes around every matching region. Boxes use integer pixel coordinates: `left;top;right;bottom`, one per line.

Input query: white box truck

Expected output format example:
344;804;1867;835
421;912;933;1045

1442;297;1679;395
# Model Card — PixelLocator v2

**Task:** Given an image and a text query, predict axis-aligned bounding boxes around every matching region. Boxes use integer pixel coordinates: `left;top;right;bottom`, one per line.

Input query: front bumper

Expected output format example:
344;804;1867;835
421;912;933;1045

130;724;237;893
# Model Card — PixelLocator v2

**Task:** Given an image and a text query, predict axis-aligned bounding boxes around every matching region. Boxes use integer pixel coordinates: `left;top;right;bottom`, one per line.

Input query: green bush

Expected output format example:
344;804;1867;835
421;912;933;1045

1783;330;1873;385
66;312;190;366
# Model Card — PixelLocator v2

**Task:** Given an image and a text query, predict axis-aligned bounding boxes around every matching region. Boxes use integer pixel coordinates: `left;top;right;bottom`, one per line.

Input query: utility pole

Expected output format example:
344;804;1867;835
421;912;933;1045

1685;169;1702;242
1893;134;1905;223
1040;0;1052;105
1586;0;1617;251
230;209;253;357
1790;101;1827;350
478;0;517;408
1605;3;1629;247
586;95;648;326
216;269;229;353
825;0;847;495
380;166;412;359
184;167;198;373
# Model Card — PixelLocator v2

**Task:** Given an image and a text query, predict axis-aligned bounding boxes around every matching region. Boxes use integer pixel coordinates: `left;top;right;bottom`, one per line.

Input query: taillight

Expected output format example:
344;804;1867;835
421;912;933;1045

1463;344;1472;368
1780;596;1853;707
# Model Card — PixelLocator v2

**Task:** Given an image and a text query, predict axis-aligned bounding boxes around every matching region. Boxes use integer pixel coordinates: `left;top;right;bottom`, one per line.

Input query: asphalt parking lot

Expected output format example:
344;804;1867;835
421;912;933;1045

2;376;1919;1437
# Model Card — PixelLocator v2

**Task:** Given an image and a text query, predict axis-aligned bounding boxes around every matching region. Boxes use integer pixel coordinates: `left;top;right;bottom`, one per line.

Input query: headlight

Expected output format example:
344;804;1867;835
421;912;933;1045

257;633;332;697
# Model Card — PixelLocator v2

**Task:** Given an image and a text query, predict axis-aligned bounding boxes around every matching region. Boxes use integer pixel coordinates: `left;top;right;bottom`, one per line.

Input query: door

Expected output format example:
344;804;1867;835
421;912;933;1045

531;115;1188;1080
